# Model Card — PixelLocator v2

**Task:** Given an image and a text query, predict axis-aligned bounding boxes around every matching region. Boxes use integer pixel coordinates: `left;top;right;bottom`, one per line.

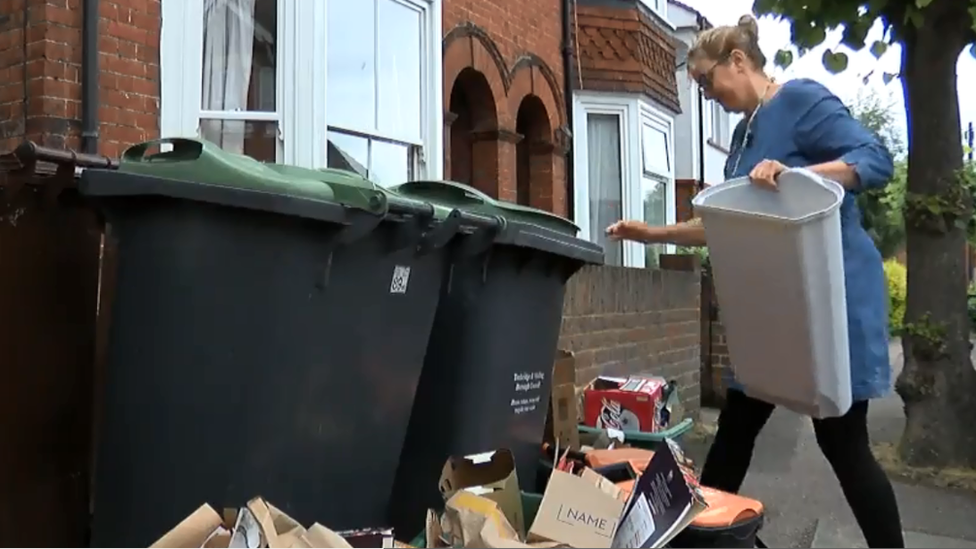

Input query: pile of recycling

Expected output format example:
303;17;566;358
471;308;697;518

152;373;766;548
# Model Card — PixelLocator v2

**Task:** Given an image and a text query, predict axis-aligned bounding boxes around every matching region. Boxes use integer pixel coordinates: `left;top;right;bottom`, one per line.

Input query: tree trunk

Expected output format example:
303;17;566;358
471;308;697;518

896;3;976;468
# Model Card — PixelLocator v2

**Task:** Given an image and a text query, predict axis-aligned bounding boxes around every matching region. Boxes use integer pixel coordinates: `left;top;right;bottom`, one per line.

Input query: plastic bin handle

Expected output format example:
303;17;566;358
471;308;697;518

122;138;203;163
396;180;493;205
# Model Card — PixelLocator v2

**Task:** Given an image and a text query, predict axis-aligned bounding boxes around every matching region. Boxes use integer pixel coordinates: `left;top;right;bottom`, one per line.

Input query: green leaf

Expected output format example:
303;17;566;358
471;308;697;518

915;0;933;7
791;20;828;49
905;6;925;27
883;72;899;84
822;49;849;74
842;20;872;50
752;0;778;15
774;49;794;69
870;40;888;59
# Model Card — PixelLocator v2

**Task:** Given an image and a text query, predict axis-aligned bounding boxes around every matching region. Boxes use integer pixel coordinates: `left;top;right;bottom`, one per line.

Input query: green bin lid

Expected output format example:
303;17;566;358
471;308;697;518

390;180;579;235
119;138;386;214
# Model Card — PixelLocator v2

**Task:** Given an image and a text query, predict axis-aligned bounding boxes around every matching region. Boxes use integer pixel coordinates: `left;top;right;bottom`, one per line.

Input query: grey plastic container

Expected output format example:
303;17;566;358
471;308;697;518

692;169;851;418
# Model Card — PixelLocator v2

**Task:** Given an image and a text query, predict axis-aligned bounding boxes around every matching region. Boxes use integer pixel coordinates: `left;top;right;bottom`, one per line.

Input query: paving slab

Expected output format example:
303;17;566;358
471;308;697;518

685;339;976;547
811;519;976;548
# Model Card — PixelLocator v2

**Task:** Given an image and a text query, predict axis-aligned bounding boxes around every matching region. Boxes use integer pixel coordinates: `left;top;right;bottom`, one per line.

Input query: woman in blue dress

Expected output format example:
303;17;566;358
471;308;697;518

606;14;904;548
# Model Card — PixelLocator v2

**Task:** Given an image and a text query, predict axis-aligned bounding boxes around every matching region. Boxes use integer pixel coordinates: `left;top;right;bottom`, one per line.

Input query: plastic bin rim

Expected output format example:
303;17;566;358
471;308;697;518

78;169;389;225
692;168;844;225
393;180;581;234
499;219;605;265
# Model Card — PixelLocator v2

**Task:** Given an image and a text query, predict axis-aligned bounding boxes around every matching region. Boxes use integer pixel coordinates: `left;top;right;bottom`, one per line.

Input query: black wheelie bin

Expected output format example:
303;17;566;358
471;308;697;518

386;180;604;535
81;139;498;547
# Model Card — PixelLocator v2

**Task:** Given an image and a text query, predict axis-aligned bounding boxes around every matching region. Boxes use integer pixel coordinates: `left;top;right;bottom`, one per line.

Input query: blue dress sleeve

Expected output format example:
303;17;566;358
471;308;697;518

792;90;894;191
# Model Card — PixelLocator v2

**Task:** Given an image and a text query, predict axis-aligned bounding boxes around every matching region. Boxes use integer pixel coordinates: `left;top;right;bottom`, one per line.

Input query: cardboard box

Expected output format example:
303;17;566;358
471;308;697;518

528;468;627;548
439;449;525;536
546;350;581;451
583;376;668;433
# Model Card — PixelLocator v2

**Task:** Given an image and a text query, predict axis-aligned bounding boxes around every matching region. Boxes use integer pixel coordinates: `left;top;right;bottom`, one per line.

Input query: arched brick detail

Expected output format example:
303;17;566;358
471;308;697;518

508;56;568;215
507;54;566;131
442;23;568;211
447;68;503;198
515;95;555;210
443;24;511;126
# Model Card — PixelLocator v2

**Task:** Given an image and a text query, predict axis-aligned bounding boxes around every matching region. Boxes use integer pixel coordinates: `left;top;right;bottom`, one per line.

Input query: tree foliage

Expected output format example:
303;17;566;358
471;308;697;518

849;92;906;258
753;0;976;468
756;0;976;76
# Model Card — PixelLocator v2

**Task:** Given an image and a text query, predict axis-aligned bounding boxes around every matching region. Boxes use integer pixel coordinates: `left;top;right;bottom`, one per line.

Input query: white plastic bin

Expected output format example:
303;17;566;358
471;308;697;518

692;169;851;418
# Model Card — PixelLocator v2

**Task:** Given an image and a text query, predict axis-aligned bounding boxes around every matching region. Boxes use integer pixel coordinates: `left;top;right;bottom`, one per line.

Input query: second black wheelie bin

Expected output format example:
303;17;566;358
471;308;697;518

81;139;498;547
387;180;604;535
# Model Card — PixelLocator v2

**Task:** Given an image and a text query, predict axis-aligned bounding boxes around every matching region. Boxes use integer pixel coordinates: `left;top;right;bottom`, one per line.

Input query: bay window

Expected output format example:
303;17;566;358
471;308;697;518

573;92;676;268
160;0;442;183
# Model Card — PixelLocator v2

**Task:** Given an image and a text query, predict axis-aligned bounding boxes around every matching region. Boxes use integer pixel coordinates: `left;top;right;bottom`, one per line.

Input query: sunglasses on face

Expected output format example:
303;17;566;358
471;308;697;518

694;53;731;93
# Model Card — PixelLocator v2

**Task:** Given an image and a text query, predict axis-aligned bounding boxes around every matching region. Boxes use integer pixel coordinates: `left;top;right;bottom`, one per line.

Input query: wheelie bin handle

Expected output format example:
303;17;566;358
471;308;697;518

122;138;205;162
395;180;494;206
417;211;505;254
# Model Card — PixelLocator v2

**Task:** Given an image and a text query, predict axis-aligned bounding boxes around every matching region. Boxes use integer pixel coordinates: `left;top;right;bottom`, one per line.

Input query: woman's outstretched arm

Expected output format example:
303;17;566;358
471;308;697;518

606;218;708;247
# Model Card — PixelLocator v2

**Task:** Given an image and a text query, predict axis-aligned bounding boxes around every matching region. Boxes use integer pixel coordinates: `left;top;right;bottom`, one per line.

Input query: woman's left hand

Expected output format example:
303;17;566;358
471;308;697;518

749;159;787;190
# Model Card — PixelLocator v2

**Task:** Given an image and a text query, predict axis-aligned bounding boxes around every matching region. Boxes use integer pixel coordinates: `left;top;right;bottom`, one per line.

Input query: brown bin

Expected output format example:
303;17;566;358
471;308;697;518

0;143;113;546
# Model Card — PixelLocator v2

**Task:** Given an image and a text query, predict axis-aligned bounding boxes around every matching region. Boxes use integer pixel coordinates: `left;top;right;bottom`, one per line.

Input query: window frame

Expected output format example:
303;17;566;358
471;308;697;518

160;0;443;178
573;91;676;269
708;99;730;149
638;0;668;20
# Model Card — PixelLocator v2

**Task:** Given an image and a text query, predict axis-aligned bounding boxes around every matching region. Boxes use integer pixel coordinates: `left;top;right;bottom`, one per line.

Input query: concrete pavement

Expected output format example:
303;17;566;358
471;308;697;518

683;339;976;548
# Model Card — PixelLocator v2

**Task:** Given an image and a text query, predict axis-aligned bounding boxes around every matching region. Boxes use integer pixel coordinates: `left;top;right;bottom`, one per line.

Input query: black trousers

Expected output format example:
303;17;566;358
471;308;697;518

699;389;905;548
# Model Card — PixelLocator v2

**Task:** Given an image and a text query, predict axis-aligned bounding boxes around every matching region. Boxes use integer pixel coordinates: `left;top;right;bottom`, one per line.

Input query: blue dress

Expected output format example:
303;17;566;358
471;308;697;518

723;78;895;402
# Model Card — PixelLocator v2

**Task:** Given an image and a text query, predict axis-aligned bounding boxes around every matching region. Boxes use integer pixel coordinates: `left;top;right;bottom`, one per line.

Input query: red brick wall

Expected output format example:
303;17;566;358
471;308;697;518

0;0;160;157
675;178;697;222
701;272;729;407
559;263;702;418
442;0;569;214
97;0;160;158
0;1;27;152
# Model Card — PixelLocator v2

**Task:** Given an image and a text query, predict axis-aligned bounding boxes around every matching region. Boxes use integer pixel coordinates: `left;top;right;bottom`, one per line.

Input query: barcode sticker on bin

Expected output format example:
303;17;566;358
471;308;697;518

390;265;411;294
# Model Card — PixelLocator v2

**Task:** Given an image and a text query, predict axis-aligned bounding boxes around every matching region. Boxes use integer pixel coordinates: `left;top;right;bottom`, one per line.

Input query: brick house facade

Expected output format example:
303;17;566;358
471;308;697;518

0;0;697;398
0;0;701;418
0;2;705;543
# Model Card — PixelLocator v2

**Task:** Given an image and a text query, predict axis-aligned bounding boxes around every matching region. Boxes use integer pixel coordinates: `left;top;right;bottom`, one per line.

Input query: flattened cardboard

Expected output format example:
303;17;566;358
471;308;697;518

151;504;224;548
529;469;625;548
152;498;355;549
547;350;581;451
439;449;524;536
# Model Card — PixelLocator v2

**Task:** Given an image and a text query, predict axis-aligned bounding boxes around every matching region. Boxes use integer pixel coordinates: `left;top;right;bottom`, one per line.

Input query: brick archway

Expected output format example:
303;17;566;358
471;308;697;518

515;95;553;209
447;68;500;196
442;23;568;212
507;57;568;214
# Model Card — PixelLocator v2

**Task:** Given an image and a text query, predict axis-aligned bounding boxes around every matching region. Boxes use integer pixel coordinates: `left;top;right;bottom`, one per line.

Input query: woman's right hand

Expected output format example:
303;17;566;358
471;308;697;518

605;220;649;242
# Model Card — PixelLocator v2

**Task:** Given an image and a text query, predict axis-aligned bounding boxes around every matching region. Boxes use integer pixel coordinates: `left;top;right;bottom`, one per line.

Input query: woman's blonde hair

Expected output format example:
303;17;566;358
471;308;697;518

689;14;766;70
